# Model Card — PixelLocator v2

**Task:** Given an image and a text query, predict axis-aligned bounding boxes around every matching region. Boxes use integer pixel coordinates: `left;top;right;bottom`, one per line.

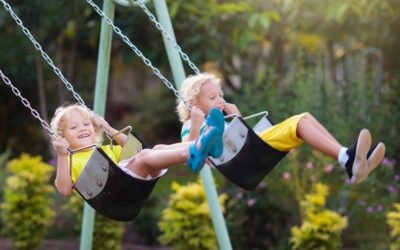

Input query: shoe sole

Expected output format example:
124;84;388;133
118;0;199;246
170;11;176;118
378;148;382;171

351;129;372;183
357;142;385;183
189;127;219;173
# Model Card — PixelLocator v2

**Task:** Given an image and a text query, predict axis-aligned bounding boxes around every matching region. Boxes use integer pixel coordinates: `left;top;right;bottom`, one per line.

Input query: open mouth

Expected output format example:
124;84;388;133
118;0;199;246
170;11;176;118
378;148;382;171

78;133;90;139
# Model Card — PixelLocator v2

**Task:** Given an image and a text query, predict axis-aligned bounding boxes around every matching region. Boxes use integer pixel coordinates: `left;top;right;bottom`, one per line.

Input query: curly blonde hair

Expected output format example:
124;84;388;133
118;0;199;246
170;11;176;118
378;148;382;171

177;73;222;123
50;103;103;144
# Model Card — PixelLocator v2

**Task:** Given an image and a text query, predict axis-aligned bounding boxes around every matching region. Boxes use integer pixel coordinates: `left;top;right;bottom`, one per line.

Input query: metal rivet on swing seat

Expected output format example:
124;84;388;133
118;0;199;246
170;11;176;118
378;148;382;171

96;181;103;187
137;147;142;153
240;132;245;138
87;190;93;197
219;157;224;162
101;165;107;172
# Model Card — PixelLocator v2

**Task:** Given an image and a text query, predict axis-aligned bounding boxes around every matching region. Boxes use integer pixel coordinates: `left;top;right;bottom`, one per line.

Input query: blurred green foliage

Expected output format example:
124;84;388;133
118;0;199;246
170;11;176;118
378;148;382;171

0;0;399;248
62;193;124;250
1;154;55;250
387;203;400;250
290;183;348;250
158;178;227;249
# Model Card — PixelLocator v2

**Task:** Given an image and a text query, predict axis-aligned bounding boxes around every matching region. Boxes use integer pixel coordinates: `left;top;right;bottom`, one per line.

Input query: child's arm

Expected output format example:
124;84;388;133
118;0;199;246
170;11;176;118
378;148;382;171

94;116;127;146
183;106;204;142
53;137;74;196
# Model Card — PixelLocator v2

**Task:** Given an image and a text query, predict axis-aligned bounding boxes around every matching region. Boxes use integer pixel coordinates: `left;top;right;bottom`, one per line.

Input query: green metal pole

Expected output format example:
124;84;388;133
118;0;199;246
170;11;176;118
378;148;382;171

152;1;232;249
79;1;116;249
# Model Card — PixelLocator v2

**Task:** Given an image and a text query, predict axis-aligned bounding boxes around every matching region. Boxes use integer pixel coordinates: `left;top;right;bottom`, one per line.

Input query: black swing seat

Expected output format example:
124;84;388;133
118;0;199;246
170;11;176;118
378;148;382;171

209;113;288;190
73;131;157;222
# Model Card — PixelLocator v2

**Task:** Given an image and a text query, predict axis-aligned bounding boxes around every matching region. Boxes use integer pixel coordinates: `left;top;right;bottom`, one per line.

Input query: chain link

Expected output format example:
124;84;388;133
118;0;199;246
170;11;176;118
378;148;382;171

86;0;192;109
0;70;56;138
0;0;86;107
133;0;200;75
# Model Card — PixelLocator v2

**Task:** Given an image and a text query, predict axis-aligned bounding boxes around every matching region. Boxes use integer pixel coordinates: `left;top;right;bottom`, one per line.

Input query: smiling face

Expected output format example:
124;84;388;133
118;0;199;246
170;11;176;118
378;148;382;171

62;109;96;150
196;81;225;116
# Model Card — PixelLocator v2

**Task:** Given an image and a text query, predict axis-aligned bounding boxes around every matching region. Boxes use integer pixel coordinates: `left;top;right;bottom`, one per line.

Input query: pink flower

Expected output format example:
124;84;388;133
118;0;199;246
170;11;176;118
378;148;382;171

376;204;384;211
283;172;291;180
324;164;334;173
382;158;396;169
388;185;397;193
395;175;400;182
235;192;243;200
306;162;314;170
367;207;374;213
247;198;257;207
48;159;56;166
358;200;366;206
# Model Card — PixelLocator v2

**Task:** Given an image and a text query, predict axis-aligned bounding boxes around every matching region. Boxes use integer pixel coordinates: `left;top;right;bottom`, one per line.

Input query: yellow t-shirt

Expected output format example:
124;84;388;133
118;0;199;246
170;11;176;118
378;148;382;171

70;145;122;183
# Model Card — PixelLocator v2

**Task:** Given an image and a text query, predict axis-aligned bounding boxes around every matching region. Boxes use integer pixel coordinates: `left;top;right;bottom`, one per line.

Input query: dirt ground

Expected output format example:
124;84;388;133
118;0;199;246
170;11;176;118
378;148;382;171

0;237;171;250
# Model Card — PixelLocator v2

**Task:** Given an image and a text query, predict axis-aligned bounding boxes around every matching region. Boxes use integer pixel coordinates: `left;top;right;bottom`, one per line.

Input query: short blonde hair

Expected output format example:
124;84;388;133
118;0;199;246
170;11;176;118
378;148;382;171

50;103;102;144
177;73;221;122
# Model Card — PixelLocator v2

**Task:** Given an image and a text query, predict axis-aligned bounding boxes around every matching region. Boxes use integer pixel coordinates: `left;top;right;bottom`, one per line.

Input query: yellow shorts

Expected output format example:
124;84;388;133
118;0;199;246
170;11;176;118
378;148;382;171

258;113;307;151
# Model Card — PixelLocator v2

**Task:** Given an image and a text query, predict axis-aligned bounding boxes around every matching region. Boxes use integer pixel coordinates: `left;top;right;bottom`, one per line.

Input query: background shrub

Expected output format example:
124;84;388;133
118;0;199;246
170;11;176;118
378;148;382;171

63;193;124;250
158;178;227;250
1;154;55;250
290;183;348;250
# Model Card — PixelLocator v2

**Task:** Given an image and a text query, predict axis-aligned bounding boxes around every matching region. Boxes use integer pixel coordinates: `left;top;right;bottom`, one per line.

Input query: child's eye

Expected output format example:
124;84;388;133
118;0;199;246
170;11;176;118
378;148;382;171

84;123;90;126
70;126;76;130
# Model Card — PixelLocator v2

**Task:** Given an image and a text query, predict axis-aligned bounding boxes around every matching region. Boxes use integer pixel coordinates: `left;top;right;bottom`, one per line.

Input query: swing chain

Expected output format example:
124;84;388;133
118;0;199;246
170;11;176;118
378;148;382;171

0;70;56;138
133;0;200;75
85;0;192;109
0;0;86;107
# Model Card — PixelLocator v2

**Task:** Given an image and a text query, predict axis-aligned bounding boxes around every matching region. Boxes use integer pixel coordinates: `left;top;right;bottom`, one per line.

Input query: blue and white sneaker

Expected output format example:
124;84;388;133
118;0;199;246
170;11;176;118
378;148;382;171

187;127;219;173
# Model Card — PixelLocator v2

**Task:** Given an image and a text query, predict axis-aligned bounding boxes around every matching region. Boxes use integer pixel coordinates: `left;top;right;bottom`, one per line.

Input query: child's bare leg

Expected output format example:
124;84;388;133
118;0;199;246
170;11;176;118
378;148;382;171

152;141;192;150
302;113;340;145
297;114;342;159
126;146;190;178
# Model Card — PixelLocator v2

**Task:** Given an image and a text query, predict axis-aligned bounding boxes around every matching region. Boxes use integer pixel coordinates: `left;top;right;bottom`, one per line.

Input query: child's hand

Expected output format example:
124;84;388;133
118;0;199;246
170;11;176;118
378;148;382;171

224;103;241;115
53;137;70;156
93;116;109;131
190;106;205;126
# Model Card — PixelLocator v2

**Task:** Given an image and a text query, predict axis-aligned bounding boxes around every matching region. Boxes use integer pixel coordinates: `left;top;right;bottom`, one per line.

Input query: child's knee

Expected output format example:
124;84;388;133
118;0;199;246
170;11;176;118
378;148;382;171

136;148;152;161
153;144;166;150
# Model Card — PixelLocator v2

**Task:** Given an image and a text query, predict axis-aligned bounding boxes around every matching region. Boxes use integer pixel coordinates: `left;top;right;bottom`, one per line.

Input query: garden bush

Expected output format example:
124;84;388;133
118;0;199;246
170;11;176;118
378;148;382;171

290;183;348;250
158;178;227;250
387;203;400;250
1;153;55;250
63;193;124;250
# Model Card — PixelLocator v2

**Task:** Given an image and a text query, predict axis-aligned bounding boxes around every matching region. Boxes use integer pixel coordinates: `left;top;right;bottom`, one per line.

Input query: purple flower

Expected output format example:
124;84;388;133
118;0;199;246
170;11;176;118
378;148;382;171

306;162;314;170
324;164;334;173
376;204;384;212
395;175;400;182
358;200;366;206
257;182;267;189
367;207;374;213
283;172;291;180
388;185;397;193
247;198;257;207
382;158;396;169
235;192;243;200
48;158;56;166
